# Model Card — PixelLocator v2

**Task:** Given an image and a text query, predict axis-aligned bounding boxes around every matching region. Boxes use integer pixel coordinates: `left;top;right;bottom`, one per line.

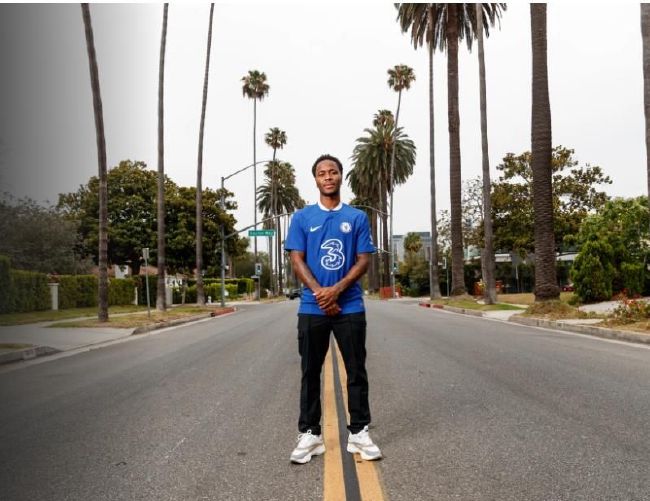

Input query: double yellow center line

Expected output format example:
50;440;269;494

322;340;386;501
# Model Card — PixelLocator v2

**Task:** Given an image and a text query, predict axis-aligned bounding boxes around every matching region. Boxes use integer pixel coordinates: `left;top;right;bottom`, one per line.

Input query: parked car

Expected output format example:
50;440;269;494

562;283;574;292
287;288;301;300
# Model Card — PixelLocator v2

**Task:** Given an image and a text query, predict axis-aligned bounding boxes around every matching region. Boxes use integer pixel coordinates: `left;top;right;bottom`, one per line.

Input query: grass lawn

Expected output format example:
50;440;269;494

496;292;577;306
49;305;233;329
0;343;34;351
0;305;147;326
431;297;525;311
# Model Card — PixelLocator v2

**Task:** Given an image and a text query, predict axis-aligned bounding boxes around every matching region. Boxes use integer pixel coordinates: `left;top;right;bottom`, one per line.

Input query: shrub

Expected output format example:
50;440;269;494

134;275;157;307
10;270;50;312
0;255;13;313
58;275;98;309
620;261;645;297
108;278;136;306
611;296;650;324
571;236;615;302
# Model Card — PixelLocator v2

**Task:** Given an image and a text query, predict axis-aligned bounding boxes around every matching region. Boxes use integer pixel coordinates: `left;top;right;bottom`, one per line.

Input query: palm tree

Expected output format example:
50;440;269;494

195;3;215;306
642;4;650;235
264;127;287;294
258;162;305;293
410;3;504;296
396;3;443;300
530;3;559;301
81;4;108;322
476;3;506;305
156;3;169;311
349;115;416;288
387;64;415;298
242;70;269;299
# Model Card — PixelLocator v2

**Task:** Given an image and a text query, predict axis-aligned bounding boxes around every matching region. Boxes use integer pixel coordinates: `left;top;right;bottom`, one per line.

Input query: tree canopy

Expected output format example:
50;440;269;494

57;160;245;276
492;146;612;255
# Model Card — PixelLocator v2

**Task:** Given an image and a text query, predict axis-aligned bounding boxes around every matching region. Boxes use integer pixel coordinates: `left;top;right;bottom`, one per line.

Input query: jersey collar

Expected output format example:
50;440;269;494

317;200;343;212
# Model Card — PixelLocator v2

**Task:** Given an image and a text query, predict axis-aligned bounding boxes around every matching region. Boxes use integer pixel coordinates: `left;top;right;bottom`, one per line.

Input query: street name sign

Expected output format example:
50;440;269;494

249;229;275;237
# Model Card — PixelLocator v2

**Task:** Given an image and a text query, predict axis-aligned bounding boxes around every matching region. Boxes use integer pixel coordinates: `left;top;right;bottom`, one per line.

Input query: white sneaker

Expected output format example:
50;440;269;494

290;430;325;464
347;426;382;460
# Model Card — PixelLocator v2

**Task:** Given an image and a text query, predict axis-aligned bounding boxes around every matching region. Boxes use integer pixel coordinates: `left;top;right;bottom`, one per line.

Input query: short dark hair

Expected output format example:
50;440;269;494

311;154;343;177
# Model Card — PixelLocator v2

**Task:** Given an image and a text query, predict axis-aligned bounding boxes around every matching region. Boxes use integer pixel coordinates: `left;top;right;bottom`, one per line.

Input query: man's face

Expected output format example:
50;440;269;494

314;160;342;197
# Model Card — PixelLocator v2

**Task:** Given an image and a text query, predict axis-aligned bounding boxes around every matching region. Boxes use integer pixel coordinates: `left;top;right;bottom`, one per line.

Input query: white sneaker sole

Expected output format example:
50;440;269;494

290;444;326;464
347;443;382;461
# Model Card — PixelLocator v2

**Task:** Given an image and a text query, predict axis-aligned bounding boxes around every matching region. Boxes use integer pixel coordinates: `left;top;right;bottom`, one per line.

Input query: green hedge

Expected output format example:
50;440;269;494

179;283;239;304
10;270;50;313
58;275;137;309
0;255;12;313
109;278;137;306
58;275;97;309
134;275;157;307
187;278;253;296
0;255;50;313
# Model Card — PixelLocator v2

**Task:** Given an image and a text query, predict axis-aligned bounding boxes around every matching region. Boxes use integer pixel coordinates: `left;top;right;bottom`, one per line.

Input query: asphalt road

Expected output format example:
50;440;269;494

1;300;650;500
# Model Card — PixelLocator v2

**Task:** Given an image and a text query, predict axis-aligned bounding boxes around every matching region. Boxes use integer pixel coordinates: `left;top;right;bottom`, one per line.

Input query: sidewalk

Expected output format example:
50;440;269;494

0;305;238;366
422;302;650;346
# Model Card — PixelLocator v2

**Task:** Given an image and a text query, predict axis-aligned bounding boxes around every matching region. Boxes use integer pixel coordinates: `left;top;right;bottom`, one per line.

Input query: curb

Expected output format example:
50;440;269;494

418;302;650;346
510;316;650;345
0;345;60;365
419;302;484;317
131;307;236;335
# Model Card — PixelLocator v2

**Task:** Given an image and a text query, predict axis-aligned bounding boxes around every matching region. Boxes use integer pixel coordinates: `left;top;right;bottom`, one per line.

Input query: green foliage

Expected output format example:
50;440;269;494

491;146;612;254
398;233;429;297
134;275;157;307
57;275;136;309
0;255;12;313
57;160;244;275
611;297;650;324
620;262;645;297
0;195;91;274
572;197;650;302
9;270;50;313
58;275;97;309
571;236;615;302
108;278;137;306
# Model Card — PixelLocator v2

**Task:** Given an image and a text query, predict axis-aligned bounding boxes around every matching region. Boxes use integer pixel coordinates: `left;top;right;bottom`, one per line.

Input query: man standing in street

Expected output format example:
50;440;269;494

285;154;382;464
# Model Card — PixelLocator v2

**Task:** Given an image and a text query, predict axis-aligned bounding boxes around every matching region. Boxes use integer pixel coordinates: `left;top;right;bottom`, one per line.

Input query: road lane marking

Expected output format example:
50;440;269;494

333;342;386;501
323;347;346;501
331;341;362;500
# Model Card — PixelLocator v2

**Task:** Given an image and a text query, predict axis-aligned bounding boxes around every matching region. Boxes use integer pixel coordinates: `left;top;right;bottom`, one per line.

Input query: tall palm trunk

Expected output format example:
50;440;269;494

428;9;441;299
81;4;108;322
447;4;466;295
196;3;214;306
253;99;259;300
389;91;402;298
369;213;378;292
379;166;390;289
277;219;283;293
156;4;168;311
530;4;559;301
477;4;496;305
642;4;650;234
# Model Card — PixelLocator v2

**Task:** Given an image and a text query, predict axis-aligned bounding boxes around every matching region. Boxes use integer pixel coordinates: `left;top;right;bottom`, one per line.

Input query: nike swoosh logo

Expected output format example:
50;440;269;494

310;225;322;232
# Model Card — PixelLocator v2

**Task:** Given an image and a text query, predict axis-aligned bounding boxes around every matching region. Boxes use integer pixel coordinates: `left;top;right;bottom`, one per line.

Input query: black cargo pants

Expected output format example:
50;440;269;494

297;312;371;435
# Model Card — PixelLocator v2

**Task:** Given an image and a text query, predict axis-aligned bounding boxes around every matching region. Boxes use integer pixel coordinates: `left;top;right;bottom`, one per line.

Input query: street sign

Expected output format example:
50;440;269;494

249;229;275;237
255;263;262;275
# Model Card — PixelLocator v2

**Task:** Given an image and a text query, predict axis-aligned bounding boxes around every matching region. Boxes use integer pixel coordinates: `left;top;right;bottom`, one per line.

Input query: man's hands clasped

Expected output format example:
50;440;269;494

314;285;342;316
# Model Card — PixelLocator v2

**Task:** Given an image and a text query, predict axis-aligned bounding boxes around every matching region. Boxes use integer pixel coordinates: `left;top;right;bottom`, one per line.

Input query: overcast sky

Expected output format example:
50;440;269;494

0;2;646;243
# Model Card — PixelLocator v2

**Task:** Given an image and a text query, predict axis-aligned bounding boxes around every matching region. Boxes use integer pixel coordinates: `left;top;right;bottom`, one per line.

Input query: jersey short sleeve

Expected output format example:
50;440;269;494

355;212;375;254
285;211;306;252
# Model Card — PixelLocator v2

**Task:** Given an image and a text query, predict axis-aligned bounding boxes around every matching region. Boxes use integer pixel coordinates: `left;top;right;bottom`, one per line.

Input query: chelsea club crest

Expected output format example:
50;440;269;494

340;221;352;233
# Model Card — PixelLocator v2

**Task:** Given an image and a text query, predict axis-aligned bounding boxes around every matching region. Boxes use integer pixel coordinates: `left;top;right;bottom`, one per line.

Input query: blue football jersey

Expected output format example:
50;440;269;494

285;202;375;315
